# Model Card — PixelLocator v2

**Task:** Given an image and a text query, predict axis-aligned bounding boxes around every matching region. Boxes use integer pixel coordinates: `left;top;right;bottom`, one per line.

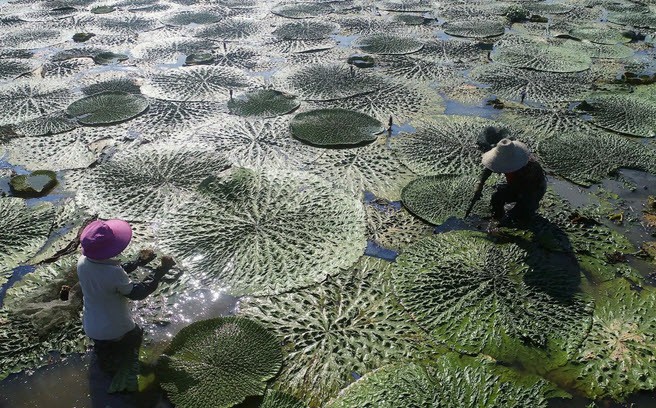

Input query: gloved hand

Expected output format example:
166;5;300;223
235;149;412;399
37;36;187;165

154;256;176;280
137;248;157;266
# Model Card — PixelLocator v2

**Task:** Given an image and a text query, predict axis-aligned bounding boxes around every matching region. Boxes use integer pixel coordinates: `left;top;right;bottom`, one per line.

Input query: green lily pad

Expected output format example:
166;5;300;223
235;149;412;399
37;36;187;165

158;167;366;295
493;42;592;73
608;11;656;29
273;20;337;40
0;198;54;281
271;2;333;19
582;90;656;138
568;24;631;44
327;354;569;408
377;0;432;12
66;91;149;125
347;54;375;68
195;18;260;41
156;317;282;408
228;89;299;117
71;144;230;221
392;231;592;368
562;40;634;60
354;33;424;55
93;51;129;65
537;128;656;186
9;170;58;198
391;14;429;26
82;78;141;95
443;19;506;38
401;174;491;224
184;53;214;66
72;32;95;42
260;390;306;408
392;115;500;176
290;108;383;147
239;257;439;405
93;15;160;35
553;281;656;400
163;10;225;26
142;66;255;102
91;6;115;14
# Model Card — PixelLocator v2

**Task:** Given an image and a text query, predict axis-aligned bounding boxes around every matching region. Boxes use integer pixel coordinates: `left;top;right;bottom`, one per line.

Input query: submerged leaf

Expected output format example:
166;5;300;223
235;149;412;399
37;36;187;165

157;317;282;408
158;167;366;295
290;109;383;147
239;257;439;405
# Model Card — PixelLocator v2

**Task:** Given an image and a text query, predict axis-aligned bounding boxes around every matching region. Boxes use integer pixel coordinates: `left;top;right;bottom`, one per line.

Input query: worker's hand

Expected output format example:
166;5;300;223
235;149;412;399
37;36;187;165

472;190;483;202
137;249;157;265
160;256;176;270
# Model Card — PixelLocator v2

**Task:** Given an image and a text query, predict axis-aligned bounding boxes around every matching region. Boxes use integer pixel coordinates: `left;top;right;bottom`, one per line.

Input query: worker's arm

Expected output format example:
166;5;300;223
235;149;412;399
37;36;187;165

116;256;176;301
464;168;492;218
121;249;157;273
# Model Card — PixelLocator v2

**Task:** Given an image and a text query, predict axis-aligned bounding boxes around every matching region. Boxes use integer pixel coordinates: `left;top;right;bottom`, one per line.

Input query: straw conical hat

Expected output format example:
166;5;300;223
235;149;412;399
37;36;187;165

481;138;529;173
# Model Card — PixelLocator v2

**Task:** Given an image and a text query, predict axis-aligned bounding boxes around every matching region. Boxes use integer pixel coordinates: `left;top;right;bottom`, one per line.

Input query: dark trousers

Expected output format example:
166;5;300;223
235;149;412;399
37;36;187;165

491;183;547;222
92;325;143;374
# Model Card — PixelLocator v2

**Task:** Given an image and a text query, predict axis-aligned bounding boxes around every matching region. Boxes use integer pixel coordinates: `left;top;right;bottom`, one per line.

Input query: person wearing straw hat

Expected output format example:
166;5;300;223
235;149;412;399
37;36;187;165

77;219;176;374
468;132;547;225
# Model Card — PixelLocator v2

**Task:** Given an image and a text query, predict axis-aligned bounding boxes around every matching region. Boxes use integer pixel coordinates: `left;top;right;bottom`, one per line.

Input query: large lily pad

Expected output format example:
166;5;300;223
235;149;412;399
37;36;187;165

163;10;226;26
157;317;282;408
0;80;76;126
353;33;424;55
562;40;634;60
71;144;230;221
443;19;505;38
66;91;149;125
158;167;366;295
492;42;592;73
0;198;54;284
537;128;656;186
271;3;333;19
401;174;491;224
194;18;260;41
582;90;656;138
554;281;656;400
391;116;500;176
290;109;383;147
327;354;569;408
568;24;631;44
239;257;439;405
228;89;299;117
392;231;592;368
142;66;255;102
0;28;71;49
608;11;656;29
273;20;337;40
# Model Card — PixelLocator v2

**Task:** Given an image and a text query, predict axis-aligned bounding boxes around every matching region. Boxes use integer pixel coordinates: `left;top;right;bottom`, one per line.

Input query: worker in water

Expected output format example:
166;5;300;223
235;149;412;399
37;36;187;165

77;219;176;374
467;127;547;225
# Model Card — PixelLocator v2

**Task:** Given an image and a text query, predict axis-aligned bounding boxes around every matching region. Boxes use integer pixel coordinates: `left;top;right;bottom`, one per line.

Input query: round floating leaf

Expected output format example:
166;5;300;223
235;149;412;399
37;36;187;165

443;19;505;38
273;20;337;40
66;91;149;125
568;24;631;44
271;2;333;19
228;89;299;117
12;114;76;137
1;28;71;49
157;317;282;408
493;42;592;73
194;18;260;41
93;51;129;65
158;167;366;295
91;5;115;14
392;231;592;367
71;144;230;221
290;109;383;147
537;129;656;186
9;170;58;198
401;174;490;224
562;40;634;60
0;80;76;126
524;2;574;14
608;11;656;29
376;0;432;12
142;66;255;102
391;14;429;26
554;281;656;400
327;355;568;408
354;33;423;55
0;59;34;80
132;37;216;65
82;77;142;95
0;198;54;284
392;115;498;176
239;257;439;405
92;15;161;35
163;10;226;26
278;63;387;101
583;91;656;138
470;64;591;104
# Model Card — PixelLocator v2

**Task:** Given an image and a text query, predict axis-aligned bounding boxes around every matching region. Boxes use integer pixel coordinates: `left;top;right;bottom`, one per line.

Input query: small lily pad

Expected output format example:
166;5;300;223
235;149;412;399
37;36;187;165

91;6;116;14
184;53;214;66
290;108;383;147
9;170;58;198
72;33;95;42
228;89;300;117
66;91;150;125
347;54;374;68
93;51;128;65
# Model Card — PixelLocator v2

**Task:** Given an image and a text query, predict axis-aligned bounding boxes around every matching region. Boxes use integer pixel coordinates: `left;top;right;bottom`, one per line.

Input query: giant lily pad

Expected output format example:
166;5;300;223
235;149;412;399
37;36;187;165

0;198;54;284
554;281;656;400
392;231;592;368
392;116;501;176
142;66;255;102
71;144;230;221
194;18;260;41
239;257;439;405
156;317;282;408
582;90;656;138
354;33;424;55
66;91;149;125
608;11;656;29
163;10;226;26
1;28;71;49
273;20;337;40
443;19;505;38
228;89;299;117
327;354;569;408
290;109;383;147
0;80;76;126
401;174;491;224
562;40;634;60
492;42;592;73
158;167;366;295
537;128;656;186
568;24;631;44
271;3;333;19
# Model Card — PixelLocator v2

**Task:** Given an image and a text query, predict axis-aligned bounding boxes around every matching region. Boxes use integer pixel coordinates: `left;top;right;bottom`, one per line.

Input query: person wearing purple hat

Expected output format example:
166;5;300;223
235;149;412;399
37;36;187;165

467;127;547;226
77;219;176;374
